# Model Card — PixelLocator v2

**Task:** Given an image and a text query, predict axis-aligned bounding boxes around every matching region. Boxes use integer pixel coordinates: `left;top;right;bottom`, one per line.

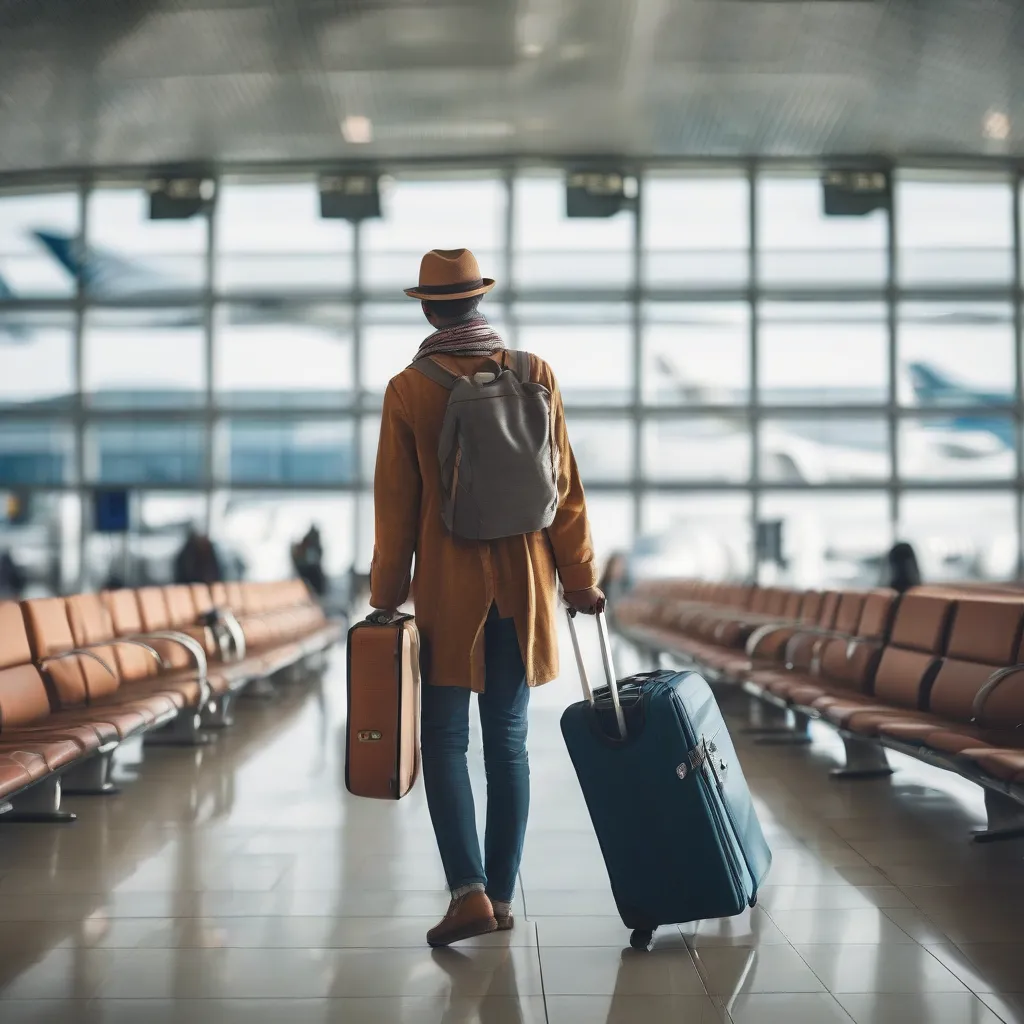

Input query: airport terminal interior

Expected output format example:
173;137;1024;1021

2;0;1024;1020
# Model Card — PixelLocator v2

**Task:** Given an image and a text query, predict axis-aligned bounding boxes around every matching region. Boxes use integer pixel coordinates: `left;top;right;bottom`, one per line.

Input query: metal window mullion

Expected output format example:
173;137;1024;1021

1014;174;1023;577
352;218;364;571
203;187;217;532
748;163;760;583
73;181;88;591
631;169;643;543
887;168;900;548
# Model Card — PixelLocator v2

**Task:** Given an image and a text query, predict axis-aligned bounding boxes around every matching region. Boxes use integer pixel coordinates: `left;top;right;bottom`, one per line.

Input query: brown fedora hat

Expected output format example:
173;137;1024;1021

404;248;496;301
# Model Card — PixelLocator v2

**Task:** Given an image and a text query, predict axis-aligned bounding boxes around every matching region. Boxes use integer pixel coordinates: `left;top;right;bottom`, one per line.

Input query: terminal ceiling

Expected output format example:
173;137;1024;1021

0;0;1023;175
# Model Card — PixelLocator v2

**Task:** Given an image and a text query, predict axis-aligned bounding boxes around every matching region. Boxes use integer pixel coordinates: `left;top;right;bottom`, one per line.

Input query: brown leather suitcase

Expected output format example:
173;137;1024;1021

345;615;421;799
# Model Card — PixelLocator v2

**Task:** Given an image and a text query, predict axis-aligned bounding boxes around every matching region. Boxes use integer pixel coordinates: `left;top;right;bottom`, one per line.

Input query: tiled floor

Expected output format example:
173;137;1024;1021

1;634;1023;1022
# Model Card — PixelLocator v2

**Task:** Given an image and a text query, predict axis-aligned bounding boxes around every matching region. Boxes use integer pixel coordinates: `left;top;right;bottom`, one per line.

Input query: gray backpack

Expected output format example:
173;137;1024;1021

410;350;559;541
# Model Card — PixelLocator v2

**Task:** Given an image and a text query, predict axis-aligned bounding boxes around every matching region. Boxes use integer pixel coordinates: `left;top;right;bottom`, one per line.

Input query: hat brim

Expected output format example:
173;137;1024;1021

404;279;496;301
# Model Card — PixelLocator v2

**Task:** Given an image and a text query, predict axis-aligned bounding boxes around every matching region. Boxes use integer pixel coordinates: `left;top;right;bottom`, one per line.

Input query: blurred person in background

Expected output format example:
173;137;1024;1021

0;549;26;598
883;541;922;594
173;526;223;585
292;524;327;597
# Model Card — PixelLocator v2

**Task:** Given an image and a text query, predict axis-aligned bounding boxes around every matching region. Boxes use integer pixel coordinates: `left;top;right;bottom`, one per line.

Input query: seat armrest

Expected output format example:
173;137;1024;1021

971;663;1024;726
131;631;210;707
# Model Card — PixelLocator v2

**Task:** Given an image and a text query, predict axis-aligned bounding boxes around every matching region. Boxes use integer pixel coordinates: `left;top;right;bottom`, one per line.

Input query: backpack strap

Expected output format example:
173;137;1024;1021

504;350;532;383
410;356;458;390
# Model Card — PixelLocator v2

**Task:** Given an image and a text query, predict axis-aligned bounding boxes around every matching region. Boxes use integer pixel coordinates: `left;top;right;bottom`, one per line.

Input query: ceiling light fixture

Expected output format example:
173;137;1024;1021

342;115;373;145
984;110;1010;141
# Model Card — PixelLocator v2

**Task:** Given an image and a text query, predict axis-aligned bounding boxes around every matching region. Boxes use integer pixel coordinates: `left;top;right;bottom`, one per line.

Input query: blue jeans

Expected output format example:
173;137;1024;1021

420;606;530;904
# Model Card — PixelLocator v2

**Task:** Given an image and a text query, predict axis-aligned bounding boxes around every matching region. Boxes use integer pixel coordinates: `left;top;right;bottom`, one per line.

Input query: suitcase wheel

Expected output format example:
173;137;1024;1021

629;928;655;951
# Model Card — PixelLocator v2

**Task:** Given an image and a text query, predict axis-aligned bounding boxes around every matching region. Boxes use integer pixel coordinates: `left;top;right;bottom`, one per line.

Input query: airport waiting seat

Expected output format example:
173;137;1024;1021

21;597;177;738
872;598;1024;754
719;589;832;680
817;593;956;730
0;600;127;815
670;588;806;674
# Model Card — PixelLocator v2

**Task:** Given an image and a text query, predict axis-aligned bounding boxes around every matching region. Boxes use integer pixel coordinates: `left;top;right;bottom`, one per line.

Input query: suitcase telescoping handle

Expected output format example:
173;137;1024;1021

565;607;627;740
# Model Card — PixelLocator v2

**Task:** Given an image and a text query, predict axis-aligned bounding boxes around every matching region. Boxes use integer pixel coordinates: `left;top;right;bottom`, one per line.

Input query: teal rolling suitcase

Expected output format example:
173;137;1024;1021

560;609;772;950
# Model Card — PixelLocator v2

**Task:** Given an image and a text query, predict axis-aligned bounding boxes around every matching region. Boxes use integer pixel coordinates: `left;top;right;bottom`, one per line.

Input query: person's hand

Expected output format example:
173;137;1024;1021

367;609;398;625
564;587;605;616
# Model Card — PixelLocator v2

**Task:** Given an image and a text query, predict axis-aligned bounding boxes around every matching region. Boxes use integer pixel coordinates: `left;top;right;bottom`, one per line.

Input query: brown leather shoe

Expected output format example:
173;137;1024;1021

426;891;498;948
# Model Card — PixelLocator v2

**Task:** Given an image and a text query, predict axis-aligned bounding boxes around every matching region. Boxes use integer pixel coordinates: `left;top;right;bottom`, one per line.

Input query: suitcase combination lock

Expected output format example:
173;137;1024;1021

676;737;727;782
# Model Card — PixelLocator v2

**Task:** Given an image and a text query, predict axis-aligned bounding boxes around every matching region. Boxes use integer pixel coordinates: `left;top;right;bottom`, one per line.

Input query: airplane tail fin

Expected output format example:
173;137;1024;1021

907;361;959;400
32;230;85;282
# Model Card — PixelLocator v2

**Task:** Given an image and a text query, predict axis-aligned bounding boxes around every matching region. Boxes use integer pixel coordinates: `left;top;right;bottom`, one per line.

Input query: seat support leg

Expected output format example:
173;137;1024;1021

973;789;1024;843
202;694;235;730
61;749;120;796
743;700;795;735
0;778;76;823
243;677;276;700
755;711;813;746
831;735;894;779
145;710;214;747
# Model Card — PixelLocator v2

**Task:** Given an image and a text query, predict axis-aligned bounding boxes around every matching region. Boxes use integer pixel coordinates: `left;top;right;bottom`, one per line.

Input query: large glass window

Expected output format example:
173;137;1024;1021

0;190;80;298
759;492;891;588
584;493;634;562
642;303;749;406
513;175;633;289
0;423;74;485
896;302;1014;406
86;422;205;485
899;492;1017;582
760;417;890;484
362;176;506;292
758;174;887;287
0;312;75;408
642;174;749;288
564;415;633;483
899;415;1016;482
211;492;354;581
0;492;80;596
640;494;752;580
514;303;632;406
642;416;751;484
758;303;888;405
897;174;1013;285
216;180;354;293
222;419;355;485
83;309;205;408
86;187;207;298
83;492;210;589
214;304;354;409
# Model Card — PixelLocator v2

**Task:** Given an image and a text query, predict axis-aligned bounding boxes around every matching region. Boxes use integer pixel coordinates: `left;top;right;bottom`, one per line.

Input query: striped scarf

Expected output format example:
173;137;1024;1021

416;313;505;359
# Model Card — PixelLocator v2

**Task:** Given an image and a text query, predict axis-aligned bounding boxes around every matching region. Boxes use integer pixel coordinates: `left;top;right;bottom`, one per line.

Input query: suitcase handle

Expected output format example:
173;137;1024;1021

566;607;627;740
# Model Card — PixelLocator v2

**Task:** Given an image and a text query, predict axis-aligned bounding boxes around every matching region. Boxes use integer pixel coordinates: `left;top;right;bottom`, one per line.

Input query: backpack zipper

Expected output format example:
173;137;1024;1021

450;448;462;522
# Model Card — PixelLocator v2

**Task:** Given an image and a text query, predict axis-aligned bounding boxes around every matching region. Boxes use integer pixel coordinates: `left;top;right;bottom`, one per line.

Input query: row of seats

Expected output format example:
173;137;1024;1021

0;579;342;821
616;579;1024;842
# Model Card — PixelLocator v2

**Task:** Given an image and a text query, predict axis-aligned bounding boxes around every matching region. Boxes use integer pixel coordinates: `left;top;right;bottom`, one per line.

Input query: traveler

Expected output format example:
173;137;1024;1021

292;524;327;597
369;248;603;947
0;549;26;598
173;527;222;585
883;541;922;593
